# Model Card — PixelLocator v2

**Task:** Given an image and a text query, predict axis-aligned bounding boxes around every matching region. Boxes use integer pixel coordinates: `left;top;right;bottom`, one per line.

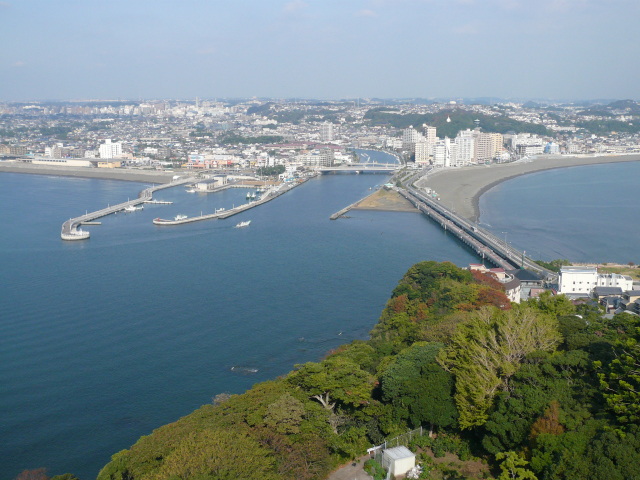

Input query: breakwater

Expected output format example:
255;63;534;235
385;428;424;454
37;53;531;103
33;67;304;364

61;177;194;240
153;177;310;226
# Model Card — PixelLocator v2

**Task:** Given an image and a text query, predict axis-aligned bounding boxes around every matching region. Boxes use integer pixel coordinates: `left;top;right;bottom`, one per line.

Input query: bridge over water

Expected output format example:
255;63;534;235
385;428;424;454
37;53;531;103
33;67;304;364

398;168;555;278
318;162;400;174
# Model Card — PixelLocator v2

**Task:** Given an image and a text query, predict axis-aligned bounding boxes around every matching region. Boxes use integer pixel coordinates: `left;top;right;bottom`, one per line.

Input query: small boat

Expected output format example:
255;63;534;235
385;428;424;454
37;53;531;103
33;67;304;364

246;192;251;200
186;188;196;193
235;220;251;228
251;192;256;199
175;214;187;221
124;205;143;212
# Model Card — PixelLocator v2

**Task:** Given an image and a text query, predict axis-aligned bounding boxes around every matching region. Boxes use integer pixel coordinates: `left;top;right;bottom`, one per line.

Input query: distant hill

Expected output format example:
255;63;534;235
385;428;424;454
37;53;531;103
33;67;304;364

247;102;274;115
578;99;640;118
363;108;550;137
607;99;640;113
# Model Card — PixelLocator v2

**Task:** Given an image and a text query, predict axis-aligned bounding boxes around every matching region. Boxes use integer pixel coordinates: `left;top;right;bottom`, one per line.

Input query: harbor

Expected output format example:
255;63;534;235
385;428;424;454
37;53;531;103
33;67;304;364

60;177;194;240
153;176;310;226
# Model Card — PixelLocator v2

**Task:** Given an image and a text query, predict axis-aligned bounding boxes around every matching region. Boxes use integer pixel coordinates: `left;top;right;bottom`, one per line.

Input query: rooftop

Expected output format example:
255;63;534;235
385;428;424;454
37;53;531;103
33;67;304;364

383;446;415;461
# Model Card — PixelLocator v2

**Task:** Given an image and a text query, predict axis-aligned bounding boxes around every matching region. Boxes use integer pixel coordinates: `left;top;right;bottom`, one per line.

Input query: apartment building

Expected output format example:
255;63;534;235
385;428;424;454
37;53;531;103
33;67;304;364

99;139;123;159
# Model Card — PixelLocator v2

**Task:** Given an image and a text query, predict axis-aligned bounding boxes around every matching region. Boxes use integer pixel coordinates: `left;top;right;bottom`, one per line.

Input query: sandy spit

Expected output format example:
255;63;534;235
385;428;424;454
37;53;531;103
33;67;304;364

421;154;640;221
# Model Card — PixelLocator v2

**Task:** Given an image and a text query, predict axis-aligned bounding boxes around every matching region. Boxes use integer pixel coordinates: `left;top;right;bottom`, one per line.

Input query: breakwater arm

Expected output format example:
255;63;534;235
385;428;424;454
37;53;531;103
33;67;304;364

61;177;195;240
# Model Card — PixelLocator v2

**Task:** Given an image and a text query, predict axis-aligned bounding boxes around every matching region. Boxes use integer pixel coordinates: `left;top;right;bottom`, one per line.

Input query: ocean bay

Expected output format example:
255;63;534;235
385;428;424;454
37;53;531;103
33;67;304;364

0;152;480;479
479;161;640;264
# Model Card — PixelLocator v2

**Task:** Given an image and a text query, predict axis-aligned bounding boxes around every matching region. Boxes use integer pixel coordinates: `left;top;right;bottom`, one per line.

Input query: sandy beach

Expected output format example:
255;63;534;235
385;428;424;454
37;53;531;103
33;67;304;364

0;162;177;184
420;154;640;221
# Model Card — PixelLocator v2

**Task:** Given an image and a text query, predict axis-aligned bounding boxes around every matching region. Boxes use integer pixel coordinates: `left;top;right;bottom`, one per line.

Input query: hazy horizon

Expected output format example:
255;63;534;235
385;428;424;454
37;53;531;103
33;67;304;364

2;0;639;101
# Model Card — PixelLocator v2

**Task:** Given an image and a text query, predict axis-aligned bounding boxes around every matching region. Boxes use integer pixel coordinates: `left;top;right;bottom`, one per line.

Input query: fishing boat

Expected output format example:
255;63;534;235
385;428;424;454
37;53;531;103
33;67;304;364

235;220;251;228
175;214;187;221
251;191;256;199
246;191;251;200
124;205;143;212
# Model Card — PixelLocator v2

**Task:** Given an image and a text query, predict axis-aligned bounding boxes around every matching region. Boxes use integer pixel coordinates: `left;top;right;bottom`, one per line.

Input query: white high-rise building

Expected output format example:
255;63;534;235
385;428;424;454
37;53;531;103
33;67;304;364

423;125;437;144
99;139;122;159
454;130;475;166
433;137;456;167
402;126;425;152
320;123;333;142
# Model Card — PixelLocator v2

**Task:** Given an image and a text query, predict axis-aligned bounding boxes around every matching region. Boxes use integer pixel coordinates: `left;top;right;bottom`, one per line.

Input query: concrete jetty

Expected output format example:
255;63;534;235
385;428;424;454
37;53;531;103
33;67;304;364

153;177;309;227
61;177;194;240
330;190;379;220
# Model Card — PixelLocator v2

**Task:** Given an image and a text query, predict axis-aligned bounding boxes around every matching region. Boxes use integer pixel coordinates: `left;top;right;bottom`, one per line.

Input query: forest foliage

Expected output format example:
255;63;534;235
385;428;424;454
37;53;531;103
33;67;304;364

97;261;640;480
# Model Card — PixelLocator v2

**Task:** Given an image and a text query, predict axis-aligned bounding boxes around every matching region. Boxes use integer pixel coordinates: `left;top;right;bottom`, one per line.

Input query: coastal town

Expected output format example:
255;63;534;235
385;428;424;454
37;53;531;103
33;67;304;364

1;98;639;175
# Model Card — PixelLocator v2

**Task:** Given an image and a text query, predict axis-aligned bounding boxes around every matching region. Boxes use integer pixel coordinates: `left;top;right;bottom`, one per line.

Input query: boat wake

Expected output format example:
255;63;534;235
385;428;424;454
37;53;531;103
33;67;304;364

230;366;259;374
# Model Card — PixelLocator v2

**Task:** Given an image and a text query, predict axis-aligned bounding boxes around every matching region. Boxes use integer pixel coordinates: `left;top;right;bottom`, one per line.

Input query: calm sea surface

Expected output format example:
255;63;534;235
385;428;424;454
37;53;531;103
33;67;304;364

0;151;480;479
479;161;640;264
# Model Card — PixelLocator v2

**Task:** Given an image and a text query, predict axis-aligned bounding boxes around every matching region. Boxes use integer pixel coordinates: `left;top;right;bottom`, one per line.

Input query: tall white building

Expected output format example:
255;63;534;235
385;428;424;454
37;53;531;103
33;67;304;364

402;126;425;152
423;125;437;144
320;123;333;142
454;130;475;166
99;139;122;159
433;138;456;167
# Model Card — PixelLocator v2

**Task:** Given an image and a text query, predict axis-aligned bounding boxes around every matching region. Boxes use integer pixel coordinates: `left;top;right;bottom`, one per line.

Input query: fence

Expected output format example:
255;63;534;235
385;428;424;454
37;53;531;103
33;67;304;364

368;426;426;478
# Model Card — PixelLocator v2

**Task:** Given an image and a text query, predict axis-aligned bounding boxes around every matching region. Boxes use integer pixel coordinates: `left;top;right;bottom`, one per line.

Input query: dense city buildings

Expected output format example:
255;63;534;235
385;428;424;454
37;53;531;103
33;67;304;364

0;98;639;175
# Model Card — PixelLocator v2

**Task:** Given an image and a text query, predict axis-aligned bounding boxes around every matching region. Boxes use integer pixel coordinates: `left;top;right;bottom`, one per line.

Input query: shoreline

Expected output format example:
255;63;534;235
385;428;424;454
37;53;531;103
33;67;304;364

422;154;640;221
0;162;176;184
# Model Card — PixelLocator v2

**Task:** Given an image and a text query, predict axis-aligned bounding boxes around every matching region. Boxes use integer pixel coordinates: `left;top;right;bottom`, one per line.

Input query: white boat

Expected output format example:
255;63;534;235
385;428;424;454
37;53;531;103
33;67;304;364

246;192;251;200
186;188;196;193
124;205;143;212
175;214;187;221
235;220;251;228
251;192;256;199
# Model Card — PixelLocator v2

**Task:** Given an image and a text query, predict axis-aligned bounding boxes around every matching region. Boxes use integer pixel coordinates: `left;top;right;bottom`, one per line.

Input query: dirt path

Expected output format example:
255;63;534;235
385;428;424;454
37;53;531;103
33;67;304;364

326;455;372;480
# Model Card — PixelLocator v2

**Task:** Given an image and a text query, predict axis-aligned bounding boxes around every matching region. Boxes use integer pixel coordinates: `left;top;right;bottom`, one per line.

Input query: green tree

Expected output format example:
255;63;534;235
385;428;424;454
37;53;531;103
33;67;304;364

531;291;576;317
596;327;640;428
439;306;562;428
381;342;457;431
495;451;537;480
288;357;375;432
264;393;305;434
148;429;278;480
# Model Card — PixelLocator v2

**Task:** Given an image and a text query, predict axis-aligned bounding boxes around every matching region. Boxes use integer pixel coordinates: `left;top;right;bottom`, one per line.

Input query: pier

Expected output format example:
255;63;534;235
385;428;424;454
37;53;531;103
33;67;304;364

61;177;194;240
330;190;378;220
153;177;309;226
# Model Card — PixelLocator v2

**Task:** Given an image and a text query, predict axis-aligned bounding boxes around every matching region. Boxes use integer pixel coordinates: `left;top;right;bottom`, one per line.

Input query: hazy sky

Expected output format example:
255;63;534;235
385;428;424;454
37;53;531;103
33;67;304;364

1;0;638;101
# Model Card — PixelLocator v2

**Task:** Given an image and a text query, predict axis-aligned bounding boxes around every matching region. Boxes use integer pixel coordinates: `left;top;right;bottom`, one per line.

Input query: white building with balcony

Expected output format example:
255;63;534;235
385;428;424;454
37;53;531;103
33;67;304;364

99;139;122;159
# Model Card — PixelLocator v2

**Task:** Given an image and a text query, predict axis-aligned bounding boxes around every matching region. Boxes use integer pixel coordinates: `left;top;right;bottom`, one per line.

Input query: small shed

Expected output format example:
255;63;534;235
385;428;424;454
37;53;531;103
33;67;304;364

383;446;415;476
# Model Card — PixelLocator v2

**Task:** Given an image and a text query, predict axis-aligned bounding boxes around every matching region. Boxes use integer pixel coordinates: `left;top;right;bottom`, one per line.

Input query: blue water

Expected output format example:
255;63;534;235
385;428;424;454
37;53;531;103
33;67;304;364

479;161;640;264
0;151;479;479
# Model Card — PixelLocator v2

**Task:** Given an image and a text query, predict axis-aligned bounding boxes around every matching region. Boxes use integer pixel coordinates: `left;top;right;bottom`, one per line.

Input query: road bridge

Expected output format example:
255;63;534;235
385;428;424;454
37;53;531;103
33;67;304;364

400;169;555;279
318;163;400;174
61;177;194;240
